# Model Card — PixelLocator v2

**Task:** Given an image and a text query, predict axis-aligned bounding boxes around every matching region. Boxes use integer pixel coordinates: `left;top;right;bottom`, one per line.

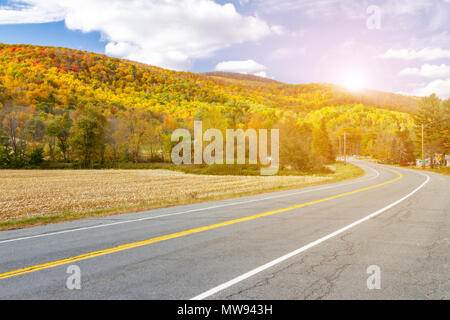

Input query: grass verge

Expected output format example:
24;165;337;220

406;166;450;177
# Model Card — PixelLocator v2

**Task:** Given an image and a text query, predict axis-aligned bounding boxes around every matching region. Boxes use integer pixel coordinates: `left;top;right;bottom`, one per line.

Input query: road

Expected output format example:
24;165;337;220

0;161;448;300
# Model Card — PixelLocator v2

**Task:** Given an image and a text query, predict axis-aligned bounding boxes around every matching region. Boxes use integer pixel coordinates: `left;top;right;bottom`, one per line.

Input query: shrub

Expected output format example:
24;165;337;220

29;148;44;166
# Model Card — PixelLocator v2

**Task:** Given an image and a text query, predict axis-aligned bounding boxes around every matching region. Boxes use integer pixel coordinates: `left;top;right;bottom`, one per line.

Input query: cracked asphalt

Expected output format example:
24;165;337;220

0;161;448;299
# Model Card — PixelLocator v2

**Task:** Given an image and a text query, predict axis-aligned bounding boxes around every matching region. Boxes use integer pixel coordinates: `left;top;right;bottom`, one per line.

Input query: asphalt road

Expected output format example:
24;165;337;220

0;161;448;300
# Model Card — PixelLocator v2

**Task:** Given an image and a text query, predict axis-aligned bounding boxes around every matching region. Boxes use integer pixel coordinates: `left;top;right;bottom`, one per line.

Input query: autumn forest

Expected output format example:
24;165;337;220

0;43;449;171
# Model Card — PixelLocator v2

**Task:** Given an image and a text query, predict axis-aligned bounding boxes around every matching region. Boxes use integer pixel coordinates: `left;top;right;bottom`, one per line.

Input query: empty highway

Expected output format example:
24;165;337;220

0;161;448;299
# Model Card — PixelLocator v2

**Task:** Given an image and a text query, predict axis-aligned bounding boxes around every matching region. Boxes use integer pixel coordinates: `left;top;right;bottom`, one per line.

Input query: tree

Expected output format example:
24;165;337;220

118;108;155;164
0;128;11;168
71;106;107;168
47;113;73;161
45;119;57;162
1;107;32;166
25;118;46;143
438;98;450;164
312;120;334;164
104;116;130;167
279;118;315;171
390;130;415;164
414;94;447;167
29;147;44;166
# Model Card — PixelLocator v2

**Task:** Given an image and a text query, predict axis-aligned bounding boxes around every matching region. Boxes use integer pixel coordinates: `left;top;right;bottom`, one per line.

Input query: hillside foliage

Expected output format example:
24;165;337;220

0;43;447;170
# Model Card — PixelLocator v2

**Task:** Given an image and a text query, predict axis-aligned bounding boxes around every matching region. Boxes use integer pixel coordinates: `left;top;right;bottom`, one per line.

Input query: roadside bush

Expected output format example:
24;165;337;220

28;148;44;166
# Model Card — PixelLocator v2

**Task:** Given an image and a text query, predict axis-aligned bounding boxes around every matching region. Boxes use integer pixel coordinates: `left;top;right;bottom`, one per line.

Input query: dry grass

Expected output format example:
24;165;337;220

0;169;333;222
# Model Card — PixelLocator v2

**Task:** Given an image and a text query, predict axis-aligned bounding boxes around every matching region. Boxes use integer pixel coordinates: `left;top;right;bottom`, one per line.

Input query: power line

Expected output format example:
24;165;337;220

417;116;450;128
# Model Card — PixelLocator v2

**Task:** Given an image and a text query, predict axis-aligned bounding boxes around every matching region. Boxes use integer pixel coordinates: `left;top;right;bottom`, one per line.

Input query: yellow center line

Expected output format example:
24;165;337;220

0;167;403;280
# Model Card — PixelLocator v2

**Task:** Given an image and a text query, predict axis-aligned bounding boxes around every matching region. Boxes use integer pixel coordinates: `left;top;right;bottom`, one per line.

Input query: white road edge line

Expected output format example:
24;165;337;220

0;163;379;245
190;170;431;300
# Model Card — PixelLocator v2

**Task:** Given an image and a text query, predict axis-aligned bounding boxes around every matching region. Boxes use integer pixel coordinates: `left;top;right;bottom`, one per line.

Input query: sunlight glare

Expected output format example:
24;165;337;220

341;70;365;91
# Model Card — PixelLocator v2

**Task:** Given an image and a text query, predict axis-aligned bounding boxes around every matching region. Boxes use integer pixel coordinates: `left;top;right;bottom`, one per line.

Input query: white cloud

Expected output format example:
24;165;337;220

255;0;436;17
254;71;267;78
0;0;65;23
270;25;286;35
0;0;274;71
238;0;250;6
271;47;306;60
216;60;266;74
255;0;367;19
380;0;434;16
381;48;450;61
415;79;450;98
399;64;450;78
256;0;340;14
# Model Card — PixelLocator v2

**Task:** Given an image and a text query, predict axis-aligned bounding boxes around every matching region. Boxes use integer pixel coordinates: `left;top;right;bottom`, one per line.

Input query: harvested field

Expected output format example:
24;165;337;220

0;169;333;222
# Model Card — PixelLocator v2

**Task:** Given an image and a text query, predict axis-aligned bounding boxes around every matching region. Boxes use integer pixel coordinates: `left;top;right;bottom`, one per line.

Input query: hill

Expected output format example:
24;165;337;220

204;71;418;114
0;43;417;114
0;43;420;170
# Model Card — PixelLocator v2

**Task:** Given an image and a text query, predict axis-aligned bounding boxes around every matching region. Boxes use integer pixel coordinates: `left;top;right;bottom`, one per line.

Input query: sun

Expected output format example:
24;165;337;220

341;70;366;91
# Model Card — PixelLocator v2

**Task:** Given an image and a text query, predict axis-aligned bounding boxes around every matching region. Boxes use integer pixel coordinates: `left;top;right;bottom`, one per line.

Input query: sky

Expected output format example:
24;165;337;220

0;0;450;98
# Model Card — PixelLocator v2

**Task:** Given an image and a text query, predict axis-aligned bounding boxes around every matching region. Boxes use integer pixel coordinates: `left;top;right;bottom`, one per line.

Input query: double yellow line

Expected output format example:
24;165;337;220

0;168;403;280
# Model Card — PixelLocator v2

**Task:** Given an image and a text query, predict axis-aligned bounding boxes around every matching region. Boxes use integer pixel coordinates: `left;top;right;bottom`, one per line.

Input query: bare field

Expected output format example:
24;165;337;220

0;169;334;222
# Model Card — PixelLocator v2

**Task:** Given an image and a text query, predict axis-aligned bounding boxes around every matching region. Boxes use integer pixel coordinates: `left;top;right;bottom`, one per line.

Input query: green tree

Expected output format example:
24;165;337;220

279;118;315;171
438;99;450;164
25;118;46;142
414;94;447;167
28;147;44;166
71;106;107;168
0;128;11;168
47;113;73;162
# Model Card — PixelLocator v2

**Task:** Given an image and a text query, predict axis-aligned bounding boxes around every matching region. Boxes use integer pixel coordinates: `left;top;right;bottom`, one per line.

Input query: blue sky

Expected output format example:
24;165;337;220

1;0;450;98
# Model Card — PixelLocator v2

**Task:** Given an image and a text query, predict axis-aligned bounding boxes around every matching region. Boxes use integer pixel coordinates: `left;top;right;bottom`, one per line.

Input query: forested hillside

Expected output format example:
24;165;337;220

204;72;418;113
0;43;447;170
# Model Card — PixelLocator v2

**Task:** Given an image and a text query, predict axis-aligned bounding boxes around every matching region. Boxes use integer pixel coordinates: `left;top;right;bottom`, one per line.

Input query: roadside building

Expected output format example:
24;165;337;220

416;154;450;167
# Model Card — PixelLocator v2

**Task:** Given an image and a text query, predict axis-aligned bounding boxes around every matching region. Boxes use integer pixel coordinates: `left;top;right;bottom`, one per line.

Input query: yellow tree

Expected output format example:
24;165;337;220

118;108;155;164
1;107;33;165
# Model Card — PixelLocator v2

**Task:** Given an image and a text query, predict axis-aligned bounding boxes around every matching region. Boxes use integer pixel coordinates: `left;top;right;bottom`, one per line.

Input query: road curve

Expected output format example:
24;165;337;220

0;161;448;299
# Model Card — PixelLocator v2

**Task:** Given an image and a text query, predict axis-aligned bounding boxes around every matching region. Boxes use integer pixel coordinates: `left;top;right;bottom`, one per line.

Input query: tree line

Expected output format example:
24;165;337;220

0;105;167;168
0;103;335;170
1;95;448;171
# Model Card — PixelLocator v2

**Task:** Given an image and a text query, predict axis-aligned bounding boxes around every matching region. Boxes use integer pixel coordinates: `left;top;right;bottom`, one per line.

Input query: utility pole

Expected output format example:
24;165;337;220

421;124;425;169
344;132;347;165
